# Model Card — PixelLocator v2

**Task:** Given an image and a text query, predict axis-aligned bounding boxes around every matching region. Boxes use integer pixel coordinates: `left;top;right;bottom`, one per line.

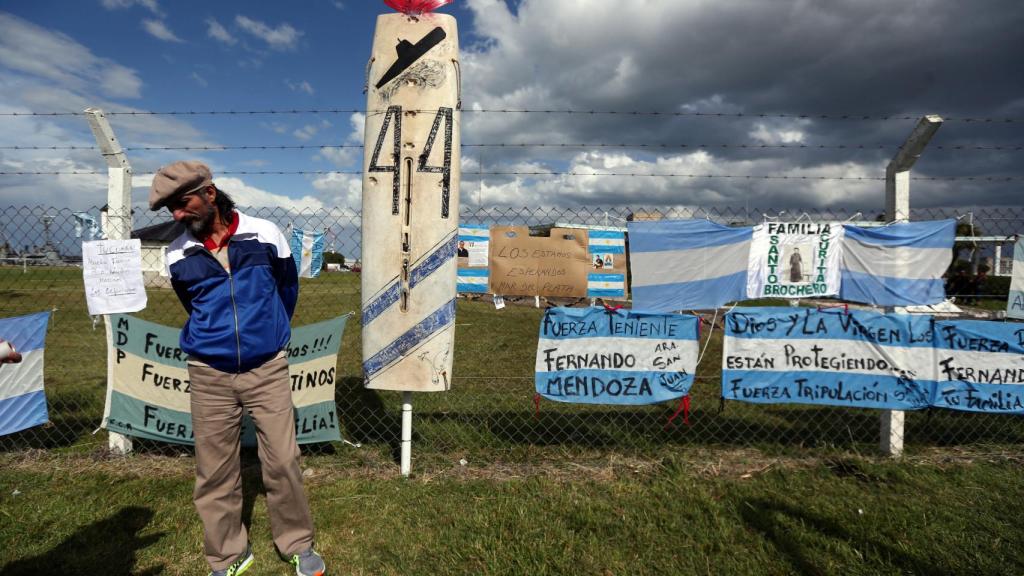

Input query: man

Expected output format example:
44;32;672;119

151;161;326;576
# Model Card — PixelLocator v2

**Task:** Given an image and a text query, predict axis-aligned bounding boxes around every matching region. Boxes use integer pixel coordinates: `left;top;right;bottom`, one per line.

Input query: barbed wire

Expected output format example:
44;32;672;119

1;143;1020;151
0;108;1018;122
0;169;1019;182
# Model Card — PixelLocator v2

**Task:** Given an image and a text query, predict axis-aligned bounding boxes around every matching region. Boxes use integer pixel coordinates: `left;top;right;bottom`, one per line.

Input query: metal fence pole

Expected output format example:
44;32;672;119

881;114;943;457
85;107;134;455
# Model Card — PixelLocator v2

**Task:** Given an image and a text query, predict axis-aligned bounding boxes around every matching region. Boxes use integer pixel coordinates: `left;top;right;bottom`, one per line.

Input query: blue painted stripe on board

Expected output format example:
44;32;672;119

410;234;457;289
631;270;747;312
540;307;699;341
589;230;625;239
723;307;935;347
843;219;955;248
589;244;625;255
628;219;752;252
536;368;691;405
722;370;932;410
839;270;946;306
0;390;48;436
0;311;49;353
363;299;456;378
930;381;1024;415
459;235;489;242
458;268;489;277
361;281;401;326
589;273;625;282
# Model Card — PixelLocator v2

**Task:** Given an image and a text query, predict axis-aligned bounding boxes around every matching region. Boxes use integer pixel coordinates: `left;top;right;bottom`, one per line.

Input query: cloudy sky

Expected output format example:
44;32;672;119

0;0;1021;215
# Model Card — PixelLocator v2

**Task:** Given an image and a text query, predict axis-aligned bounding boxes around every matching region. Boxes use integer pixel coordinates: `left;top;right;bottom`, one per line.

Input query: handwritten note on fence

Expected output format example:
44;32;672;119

82;239;147;315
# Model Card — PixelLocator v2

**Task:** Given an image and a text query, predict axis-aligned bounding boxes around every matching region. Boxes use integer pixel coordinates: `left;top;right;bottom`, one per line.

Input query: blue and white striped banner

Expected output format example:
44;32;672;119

457;224;489;293
290;228;325;279
628;219;752;311
931;319;1024;414
0;311;50;436
839;220;955;306
723;307;933;410
536;307;699;405
1007;238;1024;319
587;230;626;298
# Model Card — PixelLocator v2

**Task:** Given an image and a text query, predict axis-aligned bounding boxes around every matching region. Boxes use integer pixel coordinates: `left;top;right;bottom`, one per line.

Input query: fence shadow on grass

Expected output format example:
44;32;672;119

408;405;887;450
0;506;164;576
738;496;942;574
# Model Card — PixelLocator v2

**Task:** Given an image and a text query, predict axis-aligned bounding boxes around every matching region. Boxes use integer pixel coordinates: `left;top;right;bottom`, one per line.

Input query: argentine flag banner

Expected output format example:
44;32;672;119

839;219;955;306
723;307;934;410
587;229;627;298
628;219;752;311
457;224;489;293
930;319;1024;414
104;314;347;445
0;311;50;436
290;228;325;279
536;307;698;405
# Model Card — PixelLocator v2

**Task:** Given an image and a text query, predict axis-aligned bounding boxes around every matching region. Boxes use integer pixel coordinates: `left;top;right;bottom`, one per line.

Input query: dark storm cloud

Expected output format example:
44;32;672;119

458;0;1024;210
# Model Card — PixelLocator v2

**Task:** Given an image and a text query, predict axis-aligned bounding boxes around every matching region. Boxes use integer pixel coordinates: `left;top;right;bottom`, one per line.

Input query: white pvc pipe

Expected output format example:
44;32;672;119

400;391;413;476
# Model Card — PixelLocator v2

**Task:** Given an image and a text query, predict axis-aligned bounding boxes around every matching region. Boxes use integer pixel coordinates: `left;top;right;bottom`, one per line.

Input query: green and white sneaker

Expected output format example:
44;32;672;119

209;544;254;576
288;548;326;576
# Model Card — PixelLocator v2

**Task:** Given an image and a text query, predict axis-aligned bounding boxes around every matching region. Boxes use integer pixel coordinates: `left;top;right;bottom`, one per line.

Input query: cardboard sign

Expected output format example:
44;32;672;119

488;226;590;297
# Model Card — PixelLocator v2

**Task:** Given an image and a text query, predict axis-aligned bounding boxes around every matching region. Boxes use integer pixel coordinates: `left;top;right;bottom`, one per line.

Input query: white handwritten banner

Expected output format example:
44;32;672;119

747;222;843;299
536;307;698;405
723;307;934;410
103;314;348;445
83;239;147;315
930;320;1024;414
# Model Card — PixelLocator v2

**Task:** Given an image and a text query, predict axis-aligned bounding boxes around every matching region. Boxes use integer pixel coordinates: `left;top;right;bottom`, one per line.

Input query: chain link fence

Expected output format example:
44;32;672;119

1;204;1022;460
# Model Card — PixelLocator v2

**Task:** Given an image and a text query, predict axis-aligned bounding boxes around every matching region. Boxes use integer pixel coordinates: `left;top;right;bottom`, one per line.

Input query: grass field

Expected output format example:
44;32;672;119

1;266;1024;574
2;449;1023;575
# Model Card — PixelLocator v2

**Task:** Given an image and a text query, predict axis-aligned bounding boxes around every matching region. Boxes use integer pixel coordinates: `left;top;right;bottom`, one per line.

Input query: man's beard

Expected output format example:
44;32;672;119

183;198;216;236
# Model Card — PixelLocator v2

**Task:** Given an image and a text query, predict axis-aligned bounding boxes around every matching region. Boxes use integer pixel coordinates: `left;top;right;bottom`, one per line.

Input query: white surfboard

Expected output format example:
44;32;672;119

361;11;460;392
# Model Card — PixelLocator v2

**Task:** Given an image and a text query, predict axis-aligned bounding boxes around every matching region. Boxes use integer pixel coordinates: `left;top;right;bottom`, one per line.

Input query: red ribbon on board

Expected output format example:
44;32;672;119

384;0;453;15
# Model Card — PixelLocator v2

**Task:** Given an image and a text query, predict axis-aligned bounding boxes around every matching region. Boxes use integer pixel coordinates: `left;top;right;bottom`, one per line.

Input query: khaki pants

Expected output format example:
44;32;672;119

188;352;315;571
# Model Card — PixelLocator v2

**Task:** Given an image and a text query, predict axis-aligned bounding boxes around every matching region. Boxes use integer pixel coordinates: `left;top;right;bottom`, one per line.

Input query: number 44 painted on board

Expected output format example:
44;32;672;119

369;105;454;219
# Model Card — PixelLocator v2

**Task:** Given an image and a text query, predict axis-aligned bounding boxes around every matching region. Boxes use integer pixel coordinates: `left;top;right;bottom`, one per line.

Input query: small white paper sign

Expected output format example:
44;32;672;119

82;239;147;315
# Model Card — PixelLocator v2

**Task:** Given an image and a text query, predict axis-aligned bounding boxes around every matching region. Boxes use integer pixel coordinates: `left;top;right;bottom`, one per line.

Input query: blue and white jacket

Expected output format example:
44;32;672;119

166;211;298;373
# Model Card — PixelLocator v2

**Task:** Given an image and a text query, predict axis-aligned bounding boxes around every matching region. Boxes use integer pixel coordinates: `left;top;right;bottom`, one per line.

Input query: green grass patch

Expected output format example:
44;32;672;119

1;453;1022;575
